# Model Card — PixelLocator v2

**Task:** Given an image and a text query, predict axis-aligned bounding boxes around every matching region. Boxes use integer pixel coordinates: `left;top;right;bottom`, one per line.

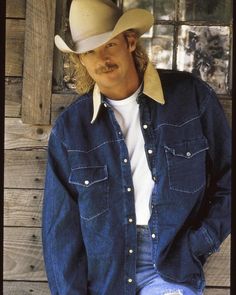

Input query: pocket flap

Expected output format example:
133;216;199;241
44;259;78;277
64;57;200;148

165;137;209;159
69;165;108;187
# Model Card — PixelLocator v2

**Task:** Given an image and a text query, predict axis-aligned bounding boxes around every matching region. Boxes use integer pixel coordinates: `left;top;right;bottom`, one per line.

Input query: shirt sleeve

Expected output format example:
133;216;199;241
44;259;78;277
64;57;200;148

189;83;231;258
42;129;88;295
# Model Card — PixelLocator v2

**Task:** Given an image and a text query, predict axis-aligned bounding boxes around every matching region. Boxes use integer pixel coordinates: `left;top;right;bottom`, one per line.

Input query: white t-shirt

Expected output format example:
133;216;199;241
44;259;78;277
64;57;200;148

106;86;154;225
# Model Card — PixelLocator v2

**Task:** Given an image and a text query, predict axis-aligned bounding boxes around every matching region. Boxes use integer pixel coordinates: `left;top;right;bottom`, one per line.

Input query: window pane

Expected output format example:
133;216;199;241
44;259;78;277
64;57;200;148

123;0;153;12
177;26;230;94
179;0;232;22
154;0;176;21
140;25;173;69
152;25;173;69
63;54;76;90
140;38;153;60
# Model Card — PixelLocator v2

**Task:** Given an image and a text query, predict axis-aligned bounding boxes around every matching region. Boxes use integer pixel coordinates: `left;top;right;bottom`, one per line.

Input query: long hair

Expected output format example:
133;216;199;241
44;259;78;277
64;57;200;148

68;32;149;95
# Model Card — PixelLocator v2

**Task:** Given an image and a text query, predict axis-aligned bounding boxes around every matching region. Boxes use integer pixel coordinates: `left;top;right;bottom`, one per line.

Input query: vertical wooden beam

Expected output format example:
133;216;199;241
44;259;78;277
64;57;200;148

53;0;68;91
22;0;56;125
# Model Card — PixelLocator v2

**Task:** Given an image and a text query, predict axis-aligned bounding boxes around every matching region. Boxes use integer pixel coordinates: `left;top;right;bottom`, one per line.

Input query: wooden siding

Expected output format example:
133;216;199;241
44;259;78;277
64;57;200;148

4;0;231;294
5;19;25;77
5;78;22;118
4;189;43;227
22;0;56;124
6;0;26;18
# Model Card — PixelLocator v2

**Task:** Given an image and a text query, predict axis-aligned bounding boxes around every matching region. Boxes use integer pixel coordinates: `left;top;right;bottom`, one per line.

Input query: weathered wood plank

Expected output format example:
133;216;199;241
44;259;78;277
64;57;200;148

5;19;25;77
22;0;56;124
4;227;46;281
6;0;26;18
51;93;77;124
5;118;51;149
2;281;230;295
4;150;47;189
53;0;69;90
204;236;230;287
4;282;50;295
204;289;230;295
4;189;43;227
5;78;22;118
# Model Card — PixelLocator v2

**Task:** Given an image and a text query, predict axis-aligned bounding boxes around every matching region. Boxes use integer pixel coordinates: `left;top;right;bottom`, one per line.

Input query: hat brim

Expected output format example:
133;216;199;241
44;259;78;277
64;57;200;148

55;8;154;54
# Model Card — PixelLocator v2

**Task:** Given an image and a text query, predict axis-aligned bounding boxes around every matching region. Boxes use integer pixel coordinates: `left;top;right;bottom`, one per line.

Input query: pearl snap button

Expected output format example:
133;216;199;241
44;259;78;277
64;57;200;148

186;152;191;157
148;149;153;154
129;249;133;254
143;124;148;129
128;278;133;283
128;218;133;223
151;233;156;239
103;103;108;108
84;180;90;185
127;187;132;192
124;158;128;163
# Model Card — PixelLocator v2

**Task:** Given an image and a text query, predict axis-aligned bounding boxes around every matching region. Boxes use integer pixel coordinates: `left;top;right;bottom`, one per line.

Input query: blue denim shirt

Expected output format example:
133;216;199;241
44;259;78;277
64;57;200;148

42;68;231;295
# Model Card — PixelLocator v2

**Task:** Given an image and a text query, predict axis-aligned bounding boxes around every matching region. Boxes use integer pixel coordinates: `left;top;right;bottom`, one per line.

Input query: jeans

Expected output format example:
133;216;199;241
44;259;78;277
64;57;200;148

136;226;203;295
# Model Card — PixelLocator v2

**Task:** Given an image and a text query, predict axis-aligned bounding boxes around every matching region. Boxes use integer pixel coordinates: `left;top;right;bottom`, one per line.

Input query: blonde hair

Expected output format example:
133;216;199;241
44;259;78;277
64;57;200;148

68;32;149;95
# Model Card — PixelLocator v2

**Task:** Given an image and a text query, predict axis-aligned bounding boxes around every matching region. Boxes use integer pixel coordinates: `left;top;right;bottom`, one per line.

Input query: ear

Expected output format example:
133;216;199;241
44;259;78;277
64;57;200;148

125;31;138;53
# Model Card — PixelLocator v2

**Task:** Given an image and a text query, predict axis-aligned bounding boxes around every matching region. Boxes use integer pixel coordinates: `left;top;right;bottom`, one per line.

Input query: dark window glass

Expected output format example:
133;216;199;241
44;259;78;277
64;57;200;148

179;0;232;23
177;26;230;94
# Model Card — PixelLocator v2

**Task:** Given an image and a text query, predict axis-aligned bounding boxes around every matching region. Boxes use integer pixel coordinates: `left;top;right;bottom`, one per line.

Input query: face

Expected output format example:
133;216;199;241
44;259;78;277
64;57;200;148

79;33;138;93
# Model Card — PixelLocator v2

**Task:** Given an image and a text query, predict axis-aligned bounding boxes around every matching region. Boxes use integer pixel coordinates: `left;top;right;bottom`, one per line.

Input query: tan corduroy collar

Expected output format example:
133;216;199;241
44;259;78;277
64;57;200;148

91;61;165;123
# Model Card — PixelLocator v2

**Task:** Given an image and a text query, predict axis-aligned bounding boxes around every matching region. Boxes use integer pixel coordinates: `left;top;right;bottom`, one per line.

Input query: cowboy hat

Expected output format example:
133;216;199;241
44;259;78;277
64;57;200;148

54;0;154;54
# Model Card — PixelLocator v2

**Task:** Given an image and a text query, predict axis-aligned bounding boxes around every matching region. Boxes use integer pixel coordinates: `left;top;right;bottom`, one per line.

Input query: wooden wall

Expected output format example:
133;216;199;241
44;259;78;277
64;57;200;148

5;0;50;293
4;0;231;294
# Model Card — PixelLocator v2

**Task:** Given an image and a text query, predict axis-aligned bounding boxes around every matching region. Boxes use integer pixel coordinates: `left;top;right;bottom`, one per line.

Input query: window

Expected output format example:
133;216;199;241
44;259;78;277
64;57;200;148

121;0;232;96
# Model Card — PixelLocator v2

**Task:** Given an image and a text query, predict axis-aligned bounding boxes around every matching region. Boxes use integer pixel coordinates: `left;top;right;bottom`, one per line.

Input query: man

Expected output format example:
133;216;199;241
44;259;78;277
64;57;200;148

42;0;231;294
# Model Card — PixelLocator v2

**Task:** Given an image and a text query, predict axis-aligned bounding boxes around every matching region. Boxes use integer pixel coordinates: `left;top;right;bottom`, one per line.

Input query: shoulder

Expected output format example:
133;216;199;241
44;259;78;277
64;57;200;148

157;69;217;113
51;91;93;139
158;69;210;91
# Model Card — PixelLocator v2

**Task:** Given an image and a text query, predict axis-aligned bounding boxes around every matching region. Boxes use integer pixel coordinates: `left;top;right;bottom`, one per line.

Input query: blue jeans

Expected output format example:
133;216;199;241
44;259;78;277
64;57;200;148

136;226;203;295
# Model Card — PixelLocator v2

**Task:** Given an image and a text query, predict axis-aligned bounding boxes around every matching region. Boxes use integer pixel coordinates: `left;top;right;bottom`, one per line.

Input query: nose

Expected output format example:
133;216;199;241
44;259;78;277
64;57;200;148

97;47;110;62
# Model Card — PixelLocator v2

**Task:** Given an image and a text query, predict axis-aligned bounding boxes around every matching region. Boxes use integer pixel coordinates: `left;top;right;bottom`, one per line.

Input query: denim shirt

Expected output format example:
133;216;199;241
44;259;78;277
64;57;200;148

42;66;231;295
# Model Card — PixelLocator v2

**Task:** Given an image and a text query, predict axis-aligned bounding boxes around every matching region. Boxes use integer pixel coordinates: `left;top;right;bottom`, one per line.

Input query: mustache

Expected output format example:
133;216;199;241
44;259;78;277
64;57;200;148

95;63;118;74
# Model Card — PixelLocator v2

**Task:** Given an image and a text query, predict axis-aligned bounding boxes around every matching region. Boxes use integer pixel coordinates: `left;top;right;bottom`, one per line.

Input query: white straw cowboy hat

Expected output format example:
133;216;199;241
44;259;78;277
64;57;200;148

54;0;154;54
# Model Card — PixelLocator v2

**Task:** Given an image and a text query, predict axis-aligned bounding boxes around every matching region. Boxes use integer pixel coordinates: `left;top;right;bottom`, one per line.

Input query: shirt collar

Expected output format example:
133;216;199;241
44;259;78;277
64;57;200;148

91;61;165;123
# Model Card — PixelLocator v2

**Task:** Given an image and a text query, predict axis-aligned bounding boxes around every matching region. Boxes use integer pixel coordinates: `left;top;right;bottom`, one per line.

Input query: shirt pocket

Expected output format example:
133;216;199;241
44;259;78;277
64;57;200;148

164;137;209;193
69;165;109;220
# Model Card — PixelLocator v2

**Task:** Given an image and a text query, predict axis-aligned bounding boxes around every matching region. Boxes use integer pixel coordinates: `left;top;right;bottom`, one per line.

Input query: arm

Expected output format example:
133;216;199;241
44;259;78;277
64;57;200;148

189;84;231;258
42;130;88;295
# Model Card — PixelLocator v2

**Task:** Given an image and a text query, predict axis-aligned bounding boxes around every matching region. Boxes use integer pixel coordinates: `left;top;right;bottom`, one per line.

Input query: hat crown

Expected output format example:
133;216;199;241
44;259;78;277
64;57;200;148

69;0;122;42
54;0;154;54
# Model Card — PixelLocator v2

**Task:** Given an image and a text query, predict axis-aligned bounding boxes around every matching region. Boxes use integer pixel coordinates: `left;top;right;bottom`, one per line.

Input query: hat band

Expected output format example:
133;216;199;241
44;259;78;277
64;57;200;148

74;31;113;54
